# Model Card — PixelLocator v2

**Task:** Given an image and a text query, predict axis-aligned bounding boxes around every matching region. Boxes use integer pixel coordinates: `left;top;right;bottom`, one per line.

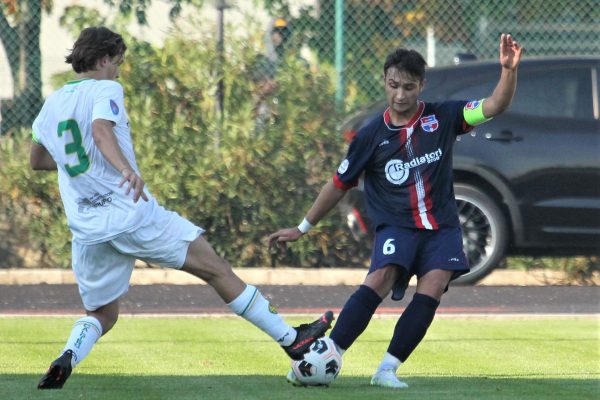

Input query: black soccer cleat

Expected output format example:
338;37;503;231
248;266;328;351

283;311;334;360
37;350;73;390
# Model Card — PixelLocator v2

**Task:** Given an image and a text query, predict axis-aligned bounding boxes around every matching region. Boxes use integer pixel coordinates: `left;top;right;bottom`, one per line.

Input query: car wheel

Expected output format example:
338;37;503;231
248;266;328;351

453;183;508;285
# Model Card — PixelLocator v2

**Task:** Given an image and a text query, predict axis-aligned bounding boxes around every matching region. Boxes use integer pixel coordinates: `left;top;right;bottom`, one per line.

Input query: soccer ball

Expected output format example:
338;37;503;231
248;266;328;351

290;337;343;386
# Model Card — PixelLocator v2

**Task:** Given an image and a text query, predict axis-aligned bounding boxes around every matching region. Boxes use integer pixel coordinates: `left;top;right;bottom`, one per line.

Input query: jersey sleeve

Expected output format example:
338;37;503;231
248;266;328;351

333;129;374;190
463;99;492;128
32;118;42;144
31;130;41;144
445;100;477;135
92;81;126;124
31;104;48;146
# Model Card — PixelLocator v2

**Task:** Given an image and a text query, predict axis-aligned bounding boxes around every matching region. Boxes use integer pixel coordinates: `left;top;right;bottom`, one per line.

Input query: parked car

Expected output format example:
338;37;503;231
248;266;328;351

339;56;600;284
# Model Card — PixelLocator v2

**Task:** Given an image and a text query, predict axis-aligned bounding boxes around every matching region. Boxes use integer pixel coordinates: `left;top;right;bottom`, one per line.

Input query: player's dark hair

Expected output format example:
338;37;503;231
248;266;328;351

383;48;427;81
66;27;127;73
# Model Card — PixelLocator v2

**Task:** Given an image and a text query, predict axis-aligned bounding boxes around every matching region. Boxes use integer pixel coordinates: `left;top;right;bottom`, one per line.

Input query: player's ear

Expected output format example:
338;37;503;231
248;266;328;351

98;55;110;68
420;78;427;92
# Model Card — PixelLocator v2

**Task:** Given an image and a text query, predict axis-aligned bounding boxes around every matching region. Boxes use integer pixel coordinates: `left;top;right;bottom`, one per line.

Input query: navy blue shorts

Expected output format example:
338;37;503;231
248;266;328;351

369;226;470;301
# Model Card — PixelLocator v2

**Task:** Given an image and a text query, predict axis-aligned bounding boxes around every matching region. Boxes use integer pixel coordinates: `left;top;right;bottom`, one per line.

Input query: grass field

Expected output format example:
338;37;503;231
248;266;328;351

0;316;598;400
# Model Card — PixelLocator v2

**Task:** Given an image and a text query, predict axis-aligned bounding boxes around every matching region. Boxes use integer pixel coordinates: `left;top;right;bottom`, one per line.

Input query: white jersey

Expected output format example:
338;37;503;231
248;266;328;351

32;79;156;244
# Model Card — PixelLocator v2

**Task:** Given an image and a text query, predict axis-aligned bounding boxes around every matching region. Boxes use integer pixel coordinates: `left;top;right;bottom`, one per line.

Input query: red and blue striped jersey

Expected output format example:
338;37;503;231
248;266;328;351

333;100;474;230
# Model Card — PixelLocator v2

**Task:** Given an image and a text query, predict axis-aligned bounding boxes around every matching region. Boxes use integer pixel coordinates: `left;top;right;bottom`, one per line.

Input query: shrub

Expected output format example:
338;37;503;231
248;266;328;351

0;30;371;269
0;130;71;267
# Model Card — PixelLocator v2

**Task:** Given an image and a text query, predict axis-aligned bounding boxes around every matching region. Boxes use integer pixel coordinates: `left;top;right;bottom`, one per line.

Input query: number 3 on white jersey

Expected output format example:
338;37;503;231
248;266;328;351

58;119;90;177
383;238;396;255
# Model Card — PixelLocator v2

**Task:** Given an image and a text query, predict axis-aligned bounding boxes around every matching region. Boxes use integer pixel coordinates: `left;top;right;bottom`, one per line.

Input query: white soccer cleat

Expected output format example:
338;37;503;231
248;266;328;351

370;369;408;389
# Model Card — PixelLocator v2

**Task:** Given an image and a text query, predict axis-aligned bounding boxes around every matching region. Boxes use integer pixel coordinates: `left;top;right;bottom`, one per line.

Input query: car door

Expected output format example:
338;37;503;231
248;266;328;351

505;63;600;249
445;62;600;250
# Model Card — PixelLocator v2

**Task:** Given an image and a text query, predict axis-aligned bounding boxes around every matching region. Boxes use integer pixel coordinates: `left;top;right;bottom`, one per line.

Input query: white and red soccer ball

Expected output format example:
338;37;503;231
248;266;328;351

290;337;343;386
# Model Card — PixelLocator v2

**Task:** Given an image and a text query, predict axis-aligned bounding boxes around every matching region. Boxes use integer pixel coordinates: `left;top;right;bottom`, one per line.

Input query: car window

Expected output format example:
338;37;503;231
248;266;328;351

512;67;593;119
446;66;594;120
447;76;496;102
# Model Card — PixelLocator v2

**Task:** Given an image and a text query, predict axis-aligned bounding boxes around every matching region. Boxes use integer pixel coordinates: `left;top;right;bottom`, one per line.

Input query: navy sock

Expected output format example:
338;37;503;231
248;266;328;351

387;292;439;362
330;285;382;351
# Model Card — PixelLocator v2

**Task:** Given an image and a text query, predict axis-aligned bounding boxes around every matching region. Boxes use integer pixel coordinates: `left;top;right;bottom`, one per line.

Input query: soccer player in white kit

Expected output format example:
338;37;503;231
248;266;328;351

32;27;333;390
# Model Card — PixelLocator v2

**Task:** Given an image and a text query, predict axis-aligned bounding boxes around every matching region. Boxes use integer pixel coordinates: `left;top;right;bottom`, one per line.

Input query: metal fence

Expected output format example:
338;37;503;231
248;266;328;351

1;0;599;134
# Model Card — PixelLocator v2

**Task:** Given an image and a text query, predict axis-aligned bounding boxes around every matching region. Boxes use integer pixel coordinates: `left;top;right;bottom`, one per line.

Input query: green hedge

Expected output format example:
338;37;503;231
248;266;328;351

0;32;371;269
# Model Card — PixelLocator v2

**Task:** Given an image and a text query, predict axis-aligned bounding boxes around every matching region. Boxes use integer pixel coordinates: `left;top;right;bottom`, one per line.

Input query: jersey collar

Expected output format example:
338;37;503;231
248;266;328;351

66;78;93;85
383;101;425;131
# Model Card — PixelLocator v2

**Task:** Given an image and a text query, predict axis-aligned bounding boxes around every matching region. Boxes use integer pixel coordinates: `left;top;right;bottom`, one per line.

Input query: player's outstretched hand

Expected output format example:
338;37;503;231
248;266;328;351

119;168;149;203
268;227;303;251
499;33;523;70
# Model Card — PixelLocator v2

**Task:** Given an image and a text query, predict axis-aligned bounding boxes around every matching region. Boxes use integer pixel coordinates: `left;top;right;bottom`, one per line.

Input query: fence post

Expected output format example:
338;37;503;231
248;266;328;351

426;26;436;67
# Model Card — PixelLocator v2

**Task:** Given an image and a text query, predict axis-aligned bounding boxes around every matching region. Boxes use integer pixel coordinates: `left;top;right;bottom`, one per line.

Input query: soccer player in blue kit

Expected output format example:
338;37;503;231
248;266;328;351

269;33;523;388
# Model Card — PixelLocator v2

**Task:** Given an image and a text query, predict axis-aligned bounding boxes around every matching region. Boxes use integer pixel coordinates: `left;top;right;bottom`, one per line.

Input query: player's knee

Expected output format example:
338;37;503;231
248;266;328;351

182;237;236;282
184;255;234;284
416;270;453;300
364;264;400;297
205;257;236;282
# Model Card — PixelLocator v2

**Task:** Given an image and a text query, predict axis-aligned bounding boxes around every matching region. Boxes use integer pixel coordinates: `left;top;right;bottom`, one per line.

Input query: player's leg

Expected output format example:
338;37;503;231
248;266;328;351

86;299;119;335
289;252;408;384
330;226;417;355
372;227;468;389
181;235;245;301
115;206;332;360
371;269;452;388
386;269;453;361
37;300;120;390
328;265;397;353
38;241;133;389
182;235;333;359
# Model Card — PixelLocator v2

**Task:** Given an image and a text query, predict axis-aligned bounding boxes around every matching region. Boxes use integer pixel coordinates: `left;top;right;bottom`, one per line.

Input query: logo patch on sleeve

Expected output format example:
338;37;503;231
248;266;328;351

420;114;439;132
110;99;120;115
337;159;349;174
466;100;480;110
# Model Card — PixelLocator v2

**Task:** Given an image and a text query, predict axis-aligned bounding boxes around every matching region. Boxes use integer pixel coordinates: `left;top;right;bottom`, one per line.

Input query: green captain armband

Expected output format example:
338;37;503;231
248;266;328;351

32;131;40;144
463;99;492;126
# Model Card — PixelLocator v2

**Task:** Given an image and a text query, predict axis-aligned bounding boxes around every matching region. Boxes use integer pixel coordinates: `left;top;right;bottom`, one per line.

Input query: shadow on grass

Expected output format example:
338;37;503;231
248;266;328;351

2;375;598;400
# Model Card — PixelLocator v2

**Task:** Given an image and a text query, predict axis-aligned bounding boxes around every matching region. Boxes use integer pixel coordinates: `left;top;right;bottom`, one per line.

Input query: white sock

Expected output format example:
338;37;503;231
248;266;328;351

227;285;297;346
377;352;402;373
331;338;346;355
62;316;103;367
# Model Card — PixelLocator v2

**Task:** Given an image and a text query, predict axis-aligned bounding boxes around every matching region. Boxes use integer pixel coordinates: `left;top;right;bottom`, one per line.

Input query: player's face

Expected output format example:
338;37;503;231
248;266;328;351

384;67;423;119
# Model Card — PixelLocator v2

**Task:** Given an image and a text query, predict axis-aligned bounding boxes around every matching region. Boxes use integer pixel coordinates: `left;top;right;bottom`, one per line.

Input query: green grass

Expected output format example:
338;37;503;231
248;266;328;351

0;316;598;399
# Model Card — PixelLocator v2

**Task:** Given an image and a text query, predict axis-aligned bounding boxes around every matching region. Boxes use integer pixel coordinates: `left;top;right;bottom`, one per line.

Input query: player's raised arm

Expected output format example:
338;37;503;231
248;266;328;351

482;33;523;118
268;180;347;248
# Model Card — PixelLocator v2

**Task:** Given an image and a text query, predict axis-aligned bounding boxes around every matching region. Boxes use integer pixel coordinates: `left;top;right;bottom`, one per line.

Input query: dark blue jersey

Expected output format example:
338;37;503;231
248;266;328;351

334;100;474;230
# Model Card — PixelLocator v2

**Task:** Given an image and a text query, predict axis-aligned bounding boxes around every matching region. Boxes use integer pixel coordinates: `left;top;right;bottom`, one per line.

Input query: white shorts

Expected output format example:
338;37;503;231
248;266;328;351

72;203;204;311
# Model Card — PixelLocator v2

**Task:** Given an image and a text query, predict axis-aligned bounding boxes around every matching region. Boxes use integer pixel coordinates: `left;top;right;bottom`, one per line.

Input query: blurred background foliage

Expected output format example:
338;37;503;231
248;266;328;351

0;7;371;269
0;0;597;282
